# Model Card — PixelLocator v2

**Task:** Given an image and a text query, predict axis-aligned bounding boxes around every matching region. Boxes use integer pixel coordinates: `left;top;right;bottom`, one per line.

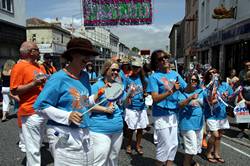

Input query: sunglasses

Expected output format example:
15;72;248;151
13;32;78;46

132;66;141;69
111;68;120;72
191;79;198;82
158;56;169;62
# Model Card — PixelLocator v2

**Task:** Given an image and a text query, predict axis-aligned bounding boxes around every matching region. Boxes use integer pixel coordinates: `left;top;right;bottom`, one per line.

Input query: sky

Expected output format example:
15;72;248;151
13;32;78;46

26;0;185;51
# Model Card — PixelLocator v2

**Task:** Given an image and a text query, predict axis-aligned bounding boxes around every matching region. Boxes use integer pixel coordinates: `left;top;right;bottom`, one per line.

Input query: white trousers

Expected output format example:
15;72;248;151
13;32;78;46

1;87;10;112
90;131;123;166
21;114;45;166
47;125;93;166
155;126;178;162
19;128;26;150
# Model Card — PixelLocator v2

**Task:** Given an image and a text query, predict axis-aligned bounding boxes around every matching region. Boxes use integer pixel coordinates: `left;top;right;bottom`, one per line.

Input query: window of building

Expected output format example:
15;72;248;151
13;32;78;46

201;1;205;29
0;0;14;13
32;34;36;42
61;34;64;43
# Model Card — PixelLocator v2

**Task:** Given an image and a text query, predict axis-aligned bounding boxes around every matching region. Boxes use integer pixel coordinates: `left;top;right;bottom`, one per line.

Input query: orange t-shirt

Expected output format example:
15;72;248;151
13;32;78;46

40;63;57;75
10;60;46;117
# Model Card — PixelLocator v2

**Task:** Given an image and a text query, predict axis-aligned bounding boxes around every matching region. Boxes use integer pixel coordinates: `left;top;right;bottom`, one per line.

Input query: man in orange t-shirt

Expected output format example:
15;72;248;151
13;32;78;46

10;41;47;166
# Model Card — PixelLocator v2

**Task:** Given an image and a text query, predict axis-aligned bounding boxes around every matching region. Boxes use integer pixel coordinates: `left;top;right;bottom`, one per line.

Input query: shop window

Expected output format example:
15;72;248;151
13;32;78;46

0;0;14;13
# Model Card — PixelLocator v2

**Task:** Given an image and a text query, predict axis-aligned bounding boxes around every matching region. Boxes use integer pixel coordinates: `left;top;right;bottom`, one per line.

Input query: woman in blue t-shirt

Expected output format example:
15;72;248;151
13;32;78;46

203;68;233;163
124;59;149;155
147;50;187;166
89;60;125;166
177;73;205;166
33;38;110;166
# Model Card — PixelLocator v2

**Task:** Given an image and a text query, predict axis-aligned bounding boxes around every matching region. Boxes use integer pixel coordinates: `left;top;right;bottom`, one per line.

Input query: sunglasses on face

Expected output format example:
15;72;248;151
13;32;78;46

111;68;120;72
132;66;141;69
191;79;198;83
158;56;169;62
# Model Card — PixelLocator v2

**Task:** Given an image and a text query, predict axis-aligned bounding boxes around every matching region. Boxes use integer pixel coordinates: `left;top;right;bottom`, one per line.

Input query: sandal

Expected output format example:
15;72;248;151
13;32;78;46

126;146;132;154
215;157;225;163
206;157;217;163
136;147;144;155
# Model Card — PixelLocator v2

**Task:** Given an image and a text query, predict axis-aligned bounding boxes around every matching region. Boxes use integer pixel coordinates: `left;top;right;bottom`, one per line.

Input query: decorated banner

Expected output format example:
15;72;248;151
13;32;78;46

83;0;152;26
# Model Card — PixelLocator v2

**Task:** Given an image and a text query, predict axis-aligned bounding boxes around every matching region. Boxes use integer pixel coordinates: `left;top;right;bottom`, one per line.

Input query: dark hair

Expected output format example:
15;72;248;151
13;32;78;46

44;53;52;60
61;50;80;62
204;68;219;85
184;73;200;93
150;50;168;71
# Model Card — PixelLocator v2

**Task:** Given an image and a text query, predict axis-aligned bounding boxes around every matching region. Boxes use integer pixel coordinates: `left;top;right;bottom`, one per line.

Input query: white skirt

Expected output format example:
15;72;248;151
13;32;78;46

181;130;203;155
125;108;149;130
207;119;230;131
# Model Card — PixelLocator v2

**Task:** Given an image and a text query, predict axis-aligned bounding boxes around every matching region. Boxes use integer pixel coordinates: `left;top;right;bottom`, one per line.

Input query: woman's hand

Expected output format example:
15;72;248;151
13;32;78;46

69;112;82;125
105;107;114;114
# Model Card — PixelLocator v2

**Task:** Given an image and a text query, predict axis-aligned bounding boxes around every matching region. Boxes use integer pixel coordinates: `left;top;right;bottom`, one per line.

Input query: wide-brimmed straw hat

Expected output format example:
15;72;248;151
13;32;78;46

63;38;99;58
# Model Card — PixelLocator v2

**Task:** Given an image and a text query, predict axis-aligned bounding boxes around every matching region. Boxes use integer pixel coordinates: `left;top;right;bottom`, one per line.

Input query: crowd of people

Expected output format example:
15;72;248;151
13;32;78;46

0;37;249;166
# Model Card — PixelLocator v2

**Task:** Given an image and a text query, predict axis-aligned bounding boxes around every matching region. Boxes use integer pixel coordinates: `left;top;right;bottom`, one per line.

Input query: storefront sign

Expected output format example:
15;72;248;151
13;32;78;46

37;43;66;55
37;44;53;53
83;0;152;26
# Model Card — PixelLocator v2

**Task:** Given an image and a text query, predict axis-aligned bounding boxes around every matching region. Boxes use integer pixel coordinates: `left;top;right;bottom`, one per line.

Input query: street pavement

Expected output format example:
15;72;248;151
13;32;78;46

1;108;250;166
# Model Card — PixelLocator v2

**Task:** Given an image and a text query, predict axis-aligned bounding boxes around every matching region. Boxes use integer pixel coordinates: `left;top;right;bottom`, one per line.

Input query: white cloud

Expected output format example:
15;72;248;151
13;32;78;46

110;25;171;51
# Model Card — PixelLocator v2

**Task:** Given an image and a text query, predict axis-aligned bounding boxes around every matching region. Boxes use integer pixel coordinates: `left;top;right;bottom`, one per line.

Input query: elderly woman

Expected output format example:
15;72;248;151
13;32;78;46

177;73;205;166
204;68;233;163
34;38;110;165
147;50;187;166
90;60;125;166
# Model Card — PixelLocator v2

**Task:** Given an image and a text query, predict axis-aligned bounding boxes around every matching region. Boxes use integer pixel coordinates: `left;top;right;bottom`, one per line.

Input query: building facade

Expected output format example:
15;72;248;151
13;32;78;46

184;0;198;68
26;18;71;69
197;0;250;78
169;21;185;65
0;0;26;65
110;33;119;57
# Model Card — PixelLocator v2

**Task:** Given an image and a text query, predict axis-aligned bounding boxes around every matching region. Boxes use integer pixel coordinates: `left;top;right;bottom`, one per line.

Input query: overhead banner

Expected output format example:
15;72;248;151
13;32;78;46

83;0;152;26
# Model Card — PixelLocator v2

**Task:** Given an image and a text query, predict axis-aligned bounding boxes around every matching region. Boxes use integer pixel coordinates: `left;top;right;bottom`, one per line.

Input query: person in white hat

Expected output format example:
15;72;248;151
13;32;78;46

124;57;149;155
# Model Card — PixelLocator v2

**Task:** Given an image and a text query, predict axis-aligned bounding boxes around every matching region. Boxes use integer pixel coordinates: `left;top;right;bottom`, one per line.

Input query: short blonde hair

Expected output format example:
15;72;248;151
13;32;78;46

100;60;119;76
3;59;15;73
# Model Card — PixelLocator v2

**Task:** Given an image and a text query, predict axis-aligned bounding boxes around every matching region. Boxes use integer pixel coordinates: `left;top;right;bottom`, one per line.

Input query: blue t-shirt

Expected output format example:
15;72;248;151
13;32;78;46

126;76;146;111
33;70;91;128
204;82;233;120
89;79;124;134
176;89;205;131
88;71;97;80
147;70;187;116
119;70;128;88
